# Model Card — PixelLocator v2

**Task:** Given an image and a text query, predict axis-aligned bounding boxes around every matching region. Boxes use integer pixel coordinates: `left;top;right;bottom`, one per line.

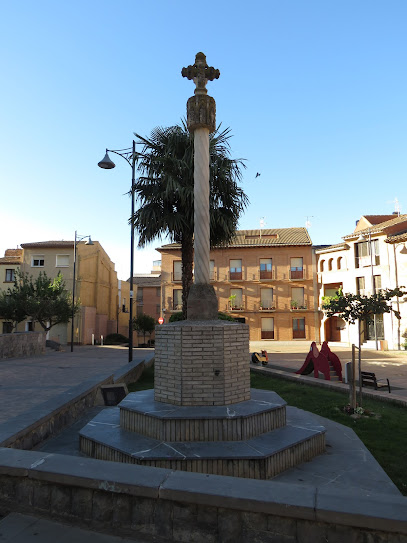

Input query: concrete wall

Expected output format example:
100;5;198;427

0;450;405;542
0;332;45;359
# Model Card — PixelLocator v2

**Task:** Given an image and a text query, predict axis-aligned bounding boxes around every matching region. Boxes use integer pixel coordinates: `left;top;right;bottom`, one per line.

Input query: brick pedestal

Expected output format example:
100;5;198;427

154;320;250;406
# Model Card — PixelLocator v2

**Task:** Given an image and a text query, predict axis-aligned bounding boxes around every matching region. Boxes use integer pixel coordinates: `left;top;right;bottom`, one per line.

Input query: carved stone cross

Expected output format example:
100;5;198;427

182;52;220;95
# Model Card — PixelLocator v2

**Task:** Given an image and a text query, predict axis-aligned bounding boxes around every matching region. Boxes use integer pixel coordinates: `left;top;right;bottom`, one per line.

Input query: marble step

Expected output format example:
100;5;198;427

79;406;326;480
119;389;287;441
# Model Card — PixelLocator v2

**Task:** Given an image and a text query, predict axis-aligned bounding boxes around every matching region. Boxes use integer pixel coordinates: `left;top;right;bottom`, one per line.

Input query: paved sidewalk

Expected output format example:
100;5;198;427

250;341;407;403
0;346;154;423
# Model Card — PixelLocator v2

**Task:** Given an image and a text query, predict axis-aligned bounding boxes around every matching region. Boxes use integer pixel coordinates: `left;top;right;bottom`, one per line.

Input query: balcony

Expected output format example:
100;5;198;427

290;300;307;310
259;269;275;281
259;301;276;311
289;268;304;280
229;270;243;281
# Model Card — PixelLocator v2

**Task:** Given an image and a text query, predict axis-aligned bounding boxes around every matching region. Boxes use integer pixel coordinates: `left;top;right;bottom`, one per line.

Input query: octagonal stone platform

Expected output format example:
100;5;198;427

80;389;326;479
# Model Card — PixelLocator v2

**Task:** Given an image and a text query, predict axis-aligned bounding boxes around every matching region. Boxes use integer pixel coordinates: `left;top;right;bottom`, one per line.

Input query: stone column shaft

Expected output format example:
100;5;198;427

193;127;210;284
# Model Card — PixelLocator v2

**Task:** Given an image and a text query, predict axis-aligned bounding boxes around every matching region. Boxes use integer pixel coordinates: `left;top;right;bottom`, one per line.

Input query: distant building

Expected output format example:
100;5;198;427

0;249;23;333
1;240;128;345
133;269;161;346
158;228;320;342
316;214;407;350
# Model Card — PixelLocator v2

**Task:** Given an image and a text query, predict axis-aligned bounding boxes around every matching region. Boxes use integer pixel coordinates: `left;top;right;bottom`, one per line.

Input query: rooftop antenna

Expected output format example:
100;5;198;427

259;217;266;239
305;216;313;229
394;197;401;216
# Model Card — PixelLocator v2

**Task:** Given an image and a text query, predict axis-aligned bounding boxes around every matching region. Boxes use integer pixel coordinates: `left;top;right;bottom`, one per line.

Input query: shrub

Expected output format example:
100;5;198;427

105;333;129;345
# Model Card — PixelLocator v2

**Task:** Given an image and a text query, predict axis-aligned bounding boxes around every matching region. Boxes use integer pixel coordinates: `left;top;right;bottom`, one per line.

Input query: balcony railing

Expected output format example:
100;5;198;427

290;300;307;310
261;331;274;339
259;301;276;311
289;268;305;280
259;269;275;280
229;270;243;281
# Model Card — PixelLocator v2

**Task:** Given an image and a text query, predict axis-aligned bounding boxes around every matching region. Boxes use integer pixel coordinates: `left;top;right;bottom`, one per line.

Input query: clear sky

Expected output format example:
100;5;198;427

1;1;406;279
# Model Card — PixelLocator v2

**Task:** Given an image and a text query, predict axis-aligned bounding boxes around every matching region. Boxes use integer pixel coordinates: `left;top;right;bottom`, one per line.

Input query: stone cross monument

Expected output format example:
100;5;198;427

182;52;219;320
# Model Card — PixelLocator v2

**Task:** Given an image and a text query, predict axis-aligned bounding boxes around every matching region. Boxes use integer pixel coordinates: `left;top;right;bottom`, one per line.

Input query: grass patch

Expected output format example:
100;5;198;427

251;372;407;495
127;365;407;495
127;364;155;392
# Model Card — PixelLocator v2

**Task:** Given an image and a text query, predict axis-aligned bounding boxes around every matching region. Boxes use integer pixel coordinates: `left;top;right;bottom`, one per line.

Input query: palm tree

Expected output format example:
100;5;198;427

131;122;248;319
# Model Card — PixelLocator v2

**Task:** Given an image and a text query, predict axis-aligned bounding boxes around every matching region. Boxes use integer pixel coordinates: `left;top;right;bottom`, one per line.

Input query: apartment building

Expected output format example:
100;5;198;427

316;214;407;350
1;240;125;345
133;272;161;345
0;249;23;334
158;228;320;342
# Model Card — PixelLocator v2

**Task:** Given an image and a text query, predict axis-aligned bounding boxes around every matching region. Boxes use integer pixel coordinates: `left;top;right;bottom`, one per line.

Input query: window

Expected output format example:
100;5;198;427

210;260;215;281
366;314;384;340
355;240;380;268
56;254;69;267
261;318;274;339
173;289;182;310
259;258;272;280
173;261;182;282
356;277;365;295
260;288;274;309
136;305;144;316
230;259;242;280
229;288;243;309
290;257;303;279
293;318;305;339
31;255;44;267
156;287;161;297
319;260;325;272
5;269;15;282
25;321;34;332
291;287;305;309
2;322;13;334
337;257;343;270
328;258;333;271
373;275;382;292
156;304;161;316
136;288;143;303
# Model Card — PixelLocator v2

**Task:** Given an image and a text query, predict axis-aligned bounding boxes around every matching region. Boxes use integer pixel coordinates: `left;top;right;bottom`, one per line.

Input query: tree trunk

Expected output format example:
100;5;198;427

181;234;194;320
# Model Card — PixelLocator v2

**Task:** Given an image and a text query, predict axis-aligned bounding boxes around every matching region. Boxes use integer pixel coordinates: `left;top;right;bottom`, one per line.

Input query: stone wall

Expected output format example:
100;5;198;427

0;449;406;542
0;332;46;359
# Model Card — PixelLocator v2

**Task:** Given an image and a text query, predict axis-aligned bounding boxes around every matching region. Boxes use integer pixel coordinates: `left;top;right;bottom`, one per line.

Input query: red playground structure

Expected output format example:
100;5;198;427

296;341;342;381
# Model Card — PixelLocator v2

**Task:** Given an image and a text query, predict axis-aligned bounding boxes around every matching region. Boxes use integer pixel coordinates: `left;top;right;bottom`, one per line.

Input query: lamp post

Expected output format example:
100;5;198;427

98;141;136;363
71;231;93;352
357;230;378;350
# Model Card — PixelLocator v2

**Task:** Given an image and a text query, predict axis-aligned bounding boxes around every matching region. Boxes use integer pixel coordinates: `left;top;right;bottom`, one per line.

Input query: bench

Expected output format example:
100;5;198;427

361;371;391;393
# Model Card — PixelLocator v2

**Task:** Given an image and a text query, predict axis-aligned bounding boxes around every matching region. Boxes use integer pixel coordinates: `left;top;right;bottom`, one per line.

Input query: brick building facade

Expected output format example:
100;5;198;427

158;228;320;342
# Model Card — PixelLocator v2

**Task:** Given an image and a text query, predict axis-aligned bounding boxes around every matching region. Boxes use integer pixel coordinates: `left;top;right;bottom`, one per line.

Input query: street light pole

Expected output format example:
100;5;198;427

71;231;93;352
98;141;137;363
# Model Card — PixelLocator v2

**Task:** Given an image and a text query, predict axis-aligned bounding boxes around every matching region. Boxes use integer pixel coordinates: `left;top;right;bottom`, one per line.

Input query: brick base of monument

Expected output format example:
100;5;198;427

154;320;250;406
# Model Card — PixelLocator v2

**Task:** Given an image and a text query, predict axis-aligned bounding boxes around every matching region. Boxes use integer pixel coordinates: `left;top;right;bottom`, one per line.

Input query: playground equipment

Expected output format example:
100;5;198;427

296;341;342;381
251;350;269;366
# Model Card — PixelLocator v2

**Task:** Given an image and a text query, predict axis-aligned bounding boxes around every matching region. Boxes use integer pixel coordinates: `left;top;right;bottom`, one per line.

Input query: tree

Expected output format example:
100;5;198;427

322;287;405;406
133;314;156;345
0;271;79;333
132;123;248;319
0;272;32;330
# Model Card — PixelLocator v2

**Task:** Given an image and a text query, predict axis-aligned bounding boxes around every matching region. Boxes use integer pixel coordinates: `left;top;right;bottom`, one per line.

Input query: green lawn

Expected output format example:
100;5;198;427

128;365;407;495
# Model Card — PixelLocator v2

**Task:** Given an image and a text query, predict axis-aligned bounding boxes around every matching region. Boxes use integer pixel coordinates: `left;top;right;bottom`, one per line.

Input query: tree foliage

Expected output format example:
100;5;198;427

133;313;156;344
0;271;79;332
322;287;406;325
131;123;248;318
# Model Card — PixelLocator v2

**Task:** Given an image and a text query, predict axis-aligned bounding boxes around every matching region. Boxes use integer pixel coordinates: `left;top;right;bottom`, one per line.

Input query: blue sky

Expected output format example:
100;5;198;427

1;1;406;279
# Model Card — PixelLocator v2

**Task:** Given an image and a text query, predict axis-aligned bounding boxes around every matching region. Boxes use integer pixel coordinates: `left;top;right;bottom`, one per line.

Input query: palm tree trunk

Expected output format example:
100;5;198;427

181;234;194;319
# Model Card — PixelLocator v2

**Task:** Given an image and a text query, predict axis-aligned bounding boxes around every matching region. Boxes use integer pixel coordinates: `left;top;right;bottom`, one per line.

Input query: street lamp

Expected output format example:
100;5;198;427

357;230;378;350
98;141;136;363
71;231;93;352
